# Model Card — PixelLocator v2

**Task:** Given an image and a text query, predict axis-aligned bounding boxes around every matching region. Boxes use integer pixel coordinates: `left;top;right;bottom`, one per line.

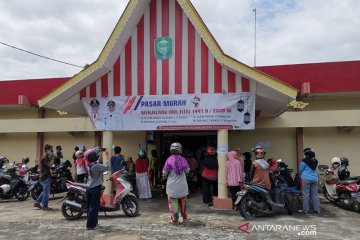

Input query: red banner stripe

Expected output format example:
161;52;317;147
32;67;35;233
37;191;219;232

137;16;145;95
113;57;120;96
90;82;96;98
241;77;250;92
187;20;195;94
174;1;183;94
214;60;222;93
228;71;236;93
149;0;157;95
125;39;132;96
201;39;209;93
101;74;108;97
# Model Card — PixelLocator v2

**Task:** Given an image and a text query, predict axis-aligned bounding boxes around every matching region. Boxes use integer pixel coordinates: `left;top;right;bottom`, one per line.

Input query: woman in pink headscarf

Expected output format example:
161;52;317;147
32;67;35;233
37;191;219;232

226;151;244;210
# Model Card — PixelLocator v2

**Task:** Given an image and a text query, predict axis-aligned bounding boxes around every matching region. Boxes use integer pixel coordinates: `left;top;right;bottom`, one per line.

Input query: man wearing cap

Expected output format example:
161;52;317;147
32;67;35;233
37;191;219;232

104;100;123;130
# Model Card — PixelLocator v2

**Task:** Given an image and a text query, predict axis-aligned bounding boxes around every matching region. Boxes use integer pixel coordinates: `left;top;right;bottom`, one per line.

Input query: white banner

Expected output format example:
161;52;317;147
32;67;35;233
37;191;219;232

82;93;255;131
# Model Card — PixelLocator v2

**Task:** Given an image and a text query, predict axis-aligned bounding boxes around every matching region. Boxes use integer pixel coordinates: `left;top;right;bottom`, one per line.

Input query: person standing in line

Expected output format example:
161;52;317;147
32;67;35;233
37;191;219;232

74;150;87;183
202;146;219;207
185;151;198;194
33;144;54;211
72;146;80;163
148;150;158;188
250;146;271;190
54;145;63;166
226;151;244;210
235;148;245;175
195;147;205;190
85;147;111;230
163;142;190;224
110;146;126;173
125;157;136;190
135;150;152;199
243;152;252;182
300;148;321;214
160;150;170;197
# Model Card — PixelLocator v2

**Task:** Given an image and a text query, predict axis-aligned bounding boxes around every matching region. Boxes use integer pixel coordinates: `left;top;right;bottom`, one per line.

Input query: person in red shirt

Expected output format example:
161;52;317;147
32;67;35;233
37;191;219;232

135;150;152;199
202;146;218;207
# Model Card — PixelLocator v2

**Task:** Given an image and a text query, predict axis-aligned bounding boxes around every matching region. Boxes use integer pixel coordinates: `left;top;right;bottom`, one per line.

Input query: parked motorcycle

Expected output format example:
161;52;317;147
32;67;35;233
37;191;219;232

323;159;360;212
0;162;30;201
60;170;139;220
235;159;293;220
31;160;73;200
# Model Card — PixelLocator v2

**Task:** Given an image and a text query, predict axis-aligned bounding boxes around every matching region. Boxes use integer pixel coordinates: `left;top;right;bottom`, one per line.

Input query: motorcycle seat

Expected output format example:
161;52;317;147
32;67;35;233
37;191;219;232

338;179;356;184
246;182;269;192
70;182;88;189
284;186;301;195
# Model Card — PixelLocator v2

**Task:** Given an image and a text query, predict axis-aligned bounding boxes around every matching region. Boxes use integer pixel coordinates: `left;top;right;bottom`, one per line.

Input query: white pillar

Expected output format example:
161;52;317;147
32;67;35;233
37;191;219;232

102;130;113;195
217;129;228;198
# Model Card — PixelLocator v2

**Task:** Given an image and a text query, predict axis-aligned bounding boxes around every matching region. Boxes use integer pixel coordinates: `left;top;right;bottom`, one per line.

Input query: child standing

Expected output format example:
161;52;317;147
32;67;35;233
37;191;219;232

75;150;87;183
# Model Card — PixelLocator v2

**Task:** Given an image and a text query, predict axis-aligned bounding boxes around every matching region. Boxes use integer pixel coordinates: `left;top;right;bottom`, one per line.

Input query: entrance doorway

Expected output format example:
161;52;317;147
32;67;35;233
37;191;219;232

162;131;217;154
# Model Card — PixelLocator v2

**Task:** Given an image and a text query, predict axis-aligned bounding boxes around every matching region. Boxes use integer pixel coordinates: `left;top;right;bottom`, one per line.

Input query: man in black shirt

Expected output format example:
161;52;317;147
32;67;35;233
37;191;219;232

34;144;54;210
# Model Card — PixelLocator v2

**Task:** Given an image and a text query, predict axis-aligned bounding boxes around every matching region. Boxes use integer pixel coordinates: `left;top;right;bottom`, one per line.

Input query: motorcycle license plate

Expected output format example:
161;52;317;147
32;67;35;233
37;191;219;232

235;190;247;205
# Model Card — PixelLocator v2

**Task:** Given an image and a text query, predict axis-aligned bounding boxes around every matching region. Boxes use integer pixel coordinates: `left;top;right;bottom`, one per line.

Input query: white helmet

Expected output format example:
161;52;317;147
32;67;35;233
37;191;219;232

331;157;341;168
75;150;84;158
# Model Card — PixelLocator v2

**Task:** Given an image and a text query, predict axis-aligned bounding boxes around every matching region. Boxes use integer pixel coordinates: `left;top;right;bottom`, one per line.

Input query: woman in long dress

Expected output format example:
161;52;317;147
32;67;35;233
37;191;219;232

163;142;190;224
135;150;152;199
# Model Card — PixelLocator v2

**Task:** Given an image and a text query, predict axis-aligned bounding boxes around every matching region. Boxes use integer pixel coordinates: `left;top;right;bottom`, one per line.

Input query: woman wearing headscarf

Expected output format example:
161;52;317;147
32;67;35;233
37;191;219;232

300;148;320;214
226;151;244;210
162;142;190;224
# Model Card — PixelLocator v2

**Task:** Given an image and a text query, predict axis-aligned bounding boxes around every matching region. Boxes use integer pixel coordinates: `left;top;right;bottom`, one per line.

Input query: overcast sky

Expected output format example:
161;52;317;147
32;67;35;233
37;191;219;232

0;0;359;80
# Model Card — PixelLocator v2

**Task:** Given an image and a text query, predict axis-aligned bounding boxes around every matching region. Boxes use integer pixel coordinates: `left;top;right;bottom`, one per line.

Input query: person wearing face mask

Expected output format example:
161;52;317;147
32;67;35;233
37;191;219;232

33;144;54;211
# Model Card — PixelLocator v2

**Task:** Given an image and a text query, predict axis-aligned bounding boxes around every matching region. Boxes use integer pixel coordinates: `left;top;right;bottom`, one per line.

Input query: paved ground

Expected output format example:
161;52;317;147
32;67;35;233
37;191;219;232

0;190;359;240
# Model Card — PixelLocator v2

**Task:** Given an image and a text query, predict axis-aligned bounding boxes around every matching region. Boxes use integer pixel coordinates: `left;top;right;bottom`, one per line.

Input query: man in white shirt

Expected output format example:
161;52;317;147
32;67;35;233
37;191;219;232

104;100;123;130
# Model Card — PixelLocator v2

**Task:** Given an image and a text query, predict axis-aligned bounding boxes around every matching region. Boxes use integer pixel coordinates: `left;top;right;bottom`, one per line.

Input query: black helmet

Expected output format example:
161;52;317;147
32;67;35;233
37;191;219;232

22;156;30;164
243;152;252;159
340;157;349;166
63;160;72;168
304;148;315;158
107;100;115;106
90;99;100;107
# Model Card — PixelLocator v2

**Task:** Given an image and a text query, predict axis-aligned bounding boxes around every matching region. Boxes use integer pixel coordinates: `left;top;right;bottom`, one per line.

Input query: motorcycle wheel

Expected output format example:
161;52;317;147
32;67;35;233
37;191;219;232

61;196;84;220
323;188;332;202
31;184;42;201
122;195;139;217
284;194;293;215
14;185;30;201
239;196;256;220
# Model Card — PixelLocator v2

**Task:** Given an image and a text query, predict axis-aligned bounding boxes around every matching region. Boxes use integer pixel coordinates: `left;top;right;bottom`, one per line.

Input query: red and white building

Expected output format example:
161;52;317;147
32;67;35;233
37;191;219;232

1;0;360;208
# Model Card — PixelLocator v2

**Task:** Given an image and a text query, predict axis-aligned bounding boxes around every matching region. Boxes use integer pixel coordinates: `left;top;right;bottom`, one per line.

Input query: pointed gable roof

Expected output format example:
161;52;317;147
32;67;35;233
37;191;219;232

38;0;298;116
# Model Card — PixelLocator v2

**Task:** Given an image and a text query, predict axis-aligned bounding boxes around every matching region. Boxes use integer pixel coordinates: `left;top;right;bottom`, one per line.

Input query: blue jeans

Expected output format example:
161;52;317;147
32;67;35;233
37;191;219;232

35;178;51;208
302;179;321;213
